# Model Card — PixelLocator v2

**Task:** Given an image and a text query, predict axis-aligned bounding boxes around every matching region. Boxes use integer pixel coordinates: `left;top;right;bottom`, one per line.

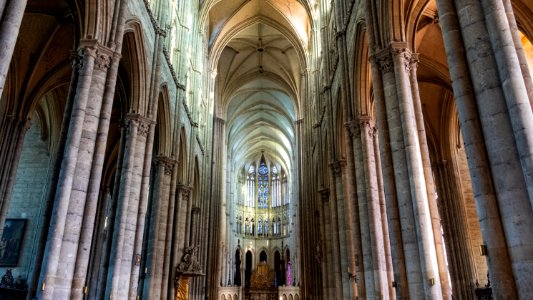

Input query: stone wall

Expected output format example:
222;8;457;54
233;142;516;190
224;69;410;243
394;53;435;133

2;113;50;283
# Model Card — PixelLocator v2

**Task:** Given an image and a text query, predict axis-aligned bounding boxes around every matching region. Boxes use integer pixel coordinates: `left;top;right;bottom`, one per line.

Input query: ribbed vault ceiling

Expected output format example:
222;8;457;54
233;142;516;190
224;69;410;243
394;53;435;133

210;0;309;176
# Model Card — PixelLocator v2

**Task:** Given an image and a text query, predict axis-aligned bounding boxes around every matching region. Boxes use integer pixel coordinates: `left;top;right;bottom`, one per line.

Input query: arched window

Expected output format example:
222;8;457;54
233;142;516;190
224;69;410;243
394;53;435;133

246;166;255;207
282;174;288;205
272;166;280;207
245;218;249;235
258;218;263;236
258;159;269;208
264;219;269;236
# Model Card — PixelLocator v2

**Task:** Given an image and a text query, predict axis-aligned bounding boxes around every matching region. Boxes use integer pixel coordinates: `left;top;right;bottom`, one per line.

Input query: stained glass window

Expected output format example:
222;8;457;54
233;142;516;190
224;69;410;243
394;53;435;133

258;160;269;208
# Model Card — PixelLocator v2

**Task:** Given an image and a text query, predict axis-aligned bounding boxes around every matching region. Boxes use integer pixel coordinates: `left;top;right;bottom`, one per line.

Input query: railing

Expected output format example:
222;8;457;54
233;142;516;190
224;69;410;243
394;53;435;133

219;286;241;300
278;286;300;300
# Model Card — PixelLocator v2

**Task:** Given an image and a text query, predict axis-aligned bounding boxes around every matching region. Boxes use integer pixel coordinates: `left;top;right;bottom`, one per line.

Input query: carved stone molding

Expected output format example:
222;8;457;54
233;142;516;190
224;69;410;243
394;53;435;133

20;118;32;134
318;188;330;203
391;43;412;72
215;117;226;126
329;160;346;178
124;113;155;137
76;41;116;71
70;50;84;70
409;53;420;72
156;156;177;176
177;184;192;200
182;99;195;126
94;49;112;71
358;117;377;138
142;0;167;37
321;84;331;94
192;206;201;215
335;29;346;39
375;52;394;74
313;106;326;129
162;47;186;91
344;120;360;138
137;122;151;137
196;134;205;156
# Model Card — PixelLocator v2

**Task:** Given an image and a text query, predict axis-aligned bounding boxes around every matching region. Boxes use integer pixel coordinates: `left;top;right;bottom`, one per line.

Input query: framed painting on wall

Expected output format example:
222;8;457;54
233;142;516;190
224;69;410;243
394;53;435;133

0;219;26;267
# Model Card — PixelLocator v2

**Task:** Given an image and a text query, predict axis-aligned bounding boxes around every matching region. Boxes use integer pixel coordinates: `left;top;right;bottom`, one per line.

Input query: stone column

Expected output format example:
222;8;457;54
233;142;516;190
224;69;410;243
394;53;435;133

129;120;156;300
143;156;175;299
368;54;409;299
408;54;451;299
326;164;342;300
26;50;81;299
0;0;7;20
375;49;426;298
105;114;152;299
329;160;352;299
502;0;533;103
373;129;395;300
342;122;363;299
318;187;335;300
162;162;178;300
170;184;191;298
480;0;533;205
348;119;371;299
70;47;122;300
391;44;442;299
348;118;389;299
435;0;518;297
452;0;533;296
432;160;476;299
206;117;225;300
52;44;113;299
0;0;27;99
37;43;99;300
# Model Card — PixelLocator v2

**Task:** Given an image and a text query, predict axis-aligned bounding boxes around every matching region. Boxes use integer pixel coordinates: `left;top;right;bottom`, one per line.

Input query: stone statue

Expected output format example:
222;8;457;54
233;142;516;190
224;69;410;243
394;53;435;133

177;245;202;274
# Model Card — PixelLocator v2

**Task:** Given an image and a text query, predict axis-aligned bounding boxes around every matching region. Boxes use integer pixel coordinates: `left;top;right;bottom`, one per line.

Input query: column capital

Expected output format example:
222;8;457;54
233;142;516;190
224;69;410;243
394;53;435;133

409;53;420;70
215;117;226;126
192;206;201;215
155;156;177;176
358;117;377;138
329;160;346;178
344;120;360;138
124;113;155;137
318;188;330;203
373;48;394;74
70;50;85;70
78;40;114;71
8;115;32;134
390;42;412;72
177;184;192;198
345;117;377;138
93;47;113;71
